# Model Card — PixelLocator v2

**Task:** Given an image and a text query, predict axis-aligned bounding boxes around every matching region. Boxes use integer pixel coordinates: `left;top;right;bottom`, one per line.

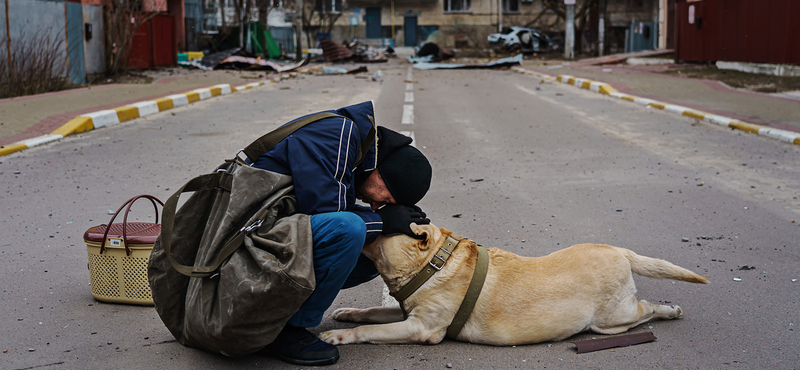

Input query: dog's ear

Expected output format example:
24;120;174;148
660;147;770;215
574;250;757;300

410;223;434;250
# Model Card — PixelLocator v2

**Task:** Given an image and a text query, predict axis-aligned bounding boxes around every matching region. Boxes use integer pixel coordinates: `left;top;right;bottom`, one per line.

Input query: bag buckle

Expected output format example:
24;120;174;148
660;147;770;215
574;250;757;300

241;219;263;234
235;149;252;166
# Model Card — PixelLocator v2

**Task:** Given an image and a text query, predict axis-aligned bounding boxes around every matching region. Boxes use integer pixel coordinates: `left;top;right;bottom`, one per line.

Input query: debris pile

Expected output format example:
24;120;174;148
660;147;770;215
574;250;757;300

319;39;393;63
408;42;455;63
411;53;523;70
321;66;368;75
183;48;307;73
320;39;354;62
407;42;522;70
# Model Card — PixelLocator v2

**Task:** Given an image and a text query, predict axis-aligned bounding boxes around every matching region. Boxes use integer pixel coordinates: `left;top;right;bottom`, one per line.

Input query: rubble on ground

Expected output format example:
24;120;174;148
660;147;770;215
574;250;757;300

410;53;523;70
319;39;392;63
183;48;307;73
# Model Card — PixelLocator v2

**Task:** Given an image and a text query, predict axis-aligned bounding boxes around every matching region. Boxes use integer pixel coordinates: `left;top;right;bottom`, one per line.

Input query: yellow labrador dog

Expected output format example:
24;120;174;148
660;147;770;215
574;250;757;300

319;223;707;346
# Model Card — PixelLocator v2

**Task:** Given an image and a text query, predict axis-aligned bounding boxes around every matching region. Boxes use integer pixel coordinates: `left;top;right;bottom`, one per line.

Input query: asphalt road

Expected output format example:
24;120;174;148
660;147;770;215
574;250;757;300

2;60;799;370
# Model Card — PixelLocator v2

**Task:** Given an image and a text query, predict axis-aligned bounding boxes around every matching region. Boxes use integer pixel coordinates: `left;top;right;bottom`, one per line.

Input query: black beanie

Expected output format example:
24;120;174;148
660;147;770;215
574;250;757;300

376;127;432;206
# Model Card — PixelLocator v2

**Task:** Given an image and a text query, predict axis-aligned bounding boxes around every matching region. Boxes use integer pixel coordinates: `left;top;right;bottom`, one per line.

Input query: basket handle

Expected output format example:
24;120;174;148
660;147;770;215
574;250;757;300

100;195;164;256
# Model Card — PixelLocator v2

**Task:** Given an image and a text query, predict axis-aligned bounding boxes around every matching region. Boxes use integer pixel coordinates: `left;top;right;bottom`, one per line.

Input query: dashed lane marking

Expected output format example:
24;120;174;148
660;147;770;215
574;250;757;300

401;104;414;124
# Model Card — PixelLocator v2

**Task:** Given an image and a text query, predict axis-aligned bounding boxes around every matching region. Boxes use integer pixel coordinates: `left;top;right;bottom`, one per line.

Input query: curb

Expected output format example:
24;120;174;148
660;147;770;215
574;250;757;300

0;70;308;157
510;66;800;146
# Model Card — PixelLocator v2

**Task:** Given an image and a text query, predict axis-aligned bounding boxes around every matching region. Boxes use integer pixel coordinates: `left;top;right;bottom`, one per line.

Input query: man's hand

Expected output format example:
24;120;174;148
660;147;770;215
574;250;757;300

376;205;430;239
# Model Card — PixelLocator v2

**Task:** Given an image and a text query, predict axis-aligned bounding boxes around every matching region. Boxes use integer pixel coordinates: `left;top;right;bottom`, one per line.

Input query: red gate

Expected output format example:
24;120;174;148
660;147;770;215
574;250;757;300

127;14;177;69
675;0;800;64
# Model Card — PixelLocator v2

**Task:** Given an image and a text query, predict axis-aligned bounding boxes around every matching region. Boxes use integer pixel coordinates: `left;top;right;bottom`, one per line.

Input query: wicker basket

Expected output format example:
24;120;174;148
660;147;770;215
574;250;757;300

83;195;163;306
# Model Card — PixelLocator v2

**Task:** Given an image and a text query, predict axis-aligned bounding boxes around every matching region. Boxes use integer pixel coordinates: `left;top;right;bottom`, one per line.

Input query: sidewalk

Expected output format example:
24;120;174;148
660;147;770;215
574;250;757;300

519;61;800;133
0;69;275;147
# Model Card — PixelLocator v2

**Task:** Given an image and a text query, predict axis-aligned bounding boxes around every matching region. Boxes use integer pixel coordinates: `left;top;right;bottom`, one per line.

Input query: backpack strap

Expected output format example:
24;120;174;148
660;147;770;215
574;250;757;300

159;112;376;278
242;112;374;168
159;170;236;278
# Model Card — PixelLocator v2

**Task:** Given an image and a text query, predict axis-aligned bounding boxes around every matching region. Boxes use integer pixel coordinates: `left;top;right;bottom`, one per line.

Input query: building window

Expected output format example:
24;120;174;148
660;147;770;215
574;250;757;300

316;0;342;14
443;0;471;13
503;0;520;13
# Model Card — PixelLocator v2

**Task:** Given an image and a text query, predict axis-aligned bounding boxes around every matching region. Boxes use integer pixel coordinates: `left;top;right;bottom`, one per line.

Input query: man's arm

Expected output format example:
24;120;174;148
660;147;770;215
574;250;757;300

282;116;361;214
349;205;382;244
253;116;382;241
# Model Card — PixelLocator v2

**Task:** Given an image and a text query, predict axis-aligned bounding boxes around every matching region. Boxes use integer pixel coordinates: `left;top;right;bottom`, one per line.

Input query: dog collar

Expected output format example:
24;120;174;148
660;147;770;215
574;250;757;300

391;235;461;302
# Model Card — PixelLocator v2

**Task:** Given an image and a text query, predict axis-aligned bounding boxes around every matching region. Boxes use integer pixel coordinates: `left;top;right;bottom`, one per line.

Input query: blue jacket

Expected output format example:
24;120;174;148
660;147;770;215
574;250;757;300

251;101;382;243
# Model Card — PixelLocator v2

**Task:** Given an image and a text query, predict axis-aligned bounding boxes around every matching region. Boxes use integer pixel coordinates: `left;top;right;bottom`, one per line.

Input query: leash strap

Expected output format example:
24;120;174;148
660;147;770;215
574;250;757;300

446;245;489;339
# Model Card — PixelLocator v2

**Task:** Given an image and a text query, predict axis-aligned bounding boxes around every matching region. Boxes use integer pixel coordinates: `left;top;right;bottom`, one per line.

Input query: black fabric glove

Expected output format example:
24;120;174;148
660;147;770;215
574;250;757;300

377;204;431;239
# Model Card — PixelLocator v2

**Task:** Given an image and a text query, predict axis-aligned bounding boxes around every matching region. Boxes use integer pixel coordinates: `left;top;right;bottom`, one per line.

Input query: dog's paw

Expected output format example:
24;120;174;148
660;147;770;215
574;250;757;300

672;305;683;319
332;308;362;322
319;329;354;345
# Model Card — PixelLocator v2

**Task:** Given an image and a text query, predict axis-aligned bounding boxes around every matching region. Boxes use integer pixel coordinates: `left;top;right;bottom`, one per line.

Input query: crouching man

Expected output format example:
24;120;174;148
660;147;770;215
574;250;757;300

251;101;433;365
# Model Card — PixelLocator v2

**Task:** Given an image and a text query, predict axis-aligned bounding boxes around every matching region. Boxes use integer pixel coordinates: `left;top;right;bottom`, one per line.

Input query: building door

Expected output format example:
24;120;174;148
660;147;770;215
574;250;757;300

152;15;176;67
366;7;381;39
127;21;153;69
403;15;417;46
66;2;86;84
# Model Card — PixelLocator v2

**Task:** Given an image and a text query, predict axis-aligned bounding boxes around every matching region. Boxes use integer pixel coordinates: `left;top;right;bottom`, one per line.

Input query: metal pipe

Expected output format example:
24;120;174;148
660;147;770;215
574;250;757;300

498;0;502;32
5;0;11;77
658;0;667;49
565;3;574;59
598;0;605;56
653;0;659;49
295;0;303;60
391;1;395;41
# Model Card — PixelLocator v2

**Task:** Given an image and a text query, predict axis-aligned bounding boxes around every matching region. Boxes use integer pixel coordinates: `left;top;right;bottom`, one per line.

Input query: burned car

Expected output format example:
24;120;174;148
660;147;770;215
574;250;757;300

487;27;560;54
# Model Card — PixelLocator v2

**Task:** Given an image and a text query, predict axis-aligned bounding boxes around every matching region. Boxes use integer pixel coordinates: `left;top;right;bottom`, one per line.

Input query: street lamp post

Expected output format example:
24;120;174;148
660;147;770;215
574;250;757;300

564;0;575;59
295;0;303;61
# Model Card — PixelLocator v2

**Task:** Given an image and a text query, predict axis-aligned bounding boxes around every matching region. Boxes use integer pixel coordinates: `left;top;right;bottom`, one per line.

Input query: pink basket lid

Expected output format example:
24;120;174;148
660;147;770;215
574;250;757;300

84;223;161;244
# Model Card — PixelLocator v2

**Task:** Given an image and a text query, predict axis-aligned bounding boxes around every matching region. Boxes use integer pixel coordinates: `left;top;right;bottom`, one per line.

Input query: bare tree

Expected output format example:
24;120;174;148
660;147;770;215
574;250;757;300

104;0;165;75
299;0;344;49
0;28;70;98
450;15;491;55
229;0;255;47
256;0;276;28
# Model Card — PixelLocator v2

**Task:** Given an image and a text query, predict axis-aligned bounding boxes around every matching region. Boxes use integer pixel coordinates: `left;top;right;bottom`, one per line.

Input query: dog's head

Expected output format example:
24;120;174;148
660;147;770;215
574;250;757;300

363;223;451;288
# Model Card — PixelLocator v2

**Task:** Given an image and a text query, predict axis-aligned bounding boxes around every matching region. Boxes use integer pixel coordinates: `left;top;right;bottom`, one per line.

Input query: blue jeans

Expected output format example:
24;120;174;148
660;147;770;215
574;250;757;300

287;212;380;328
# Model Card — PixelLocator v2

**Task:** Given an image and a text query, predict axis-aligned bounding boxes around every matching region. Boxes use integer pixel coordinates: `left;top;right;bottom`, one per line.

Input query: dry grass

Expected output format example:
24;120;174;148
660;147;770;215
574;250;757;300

0;28;72;99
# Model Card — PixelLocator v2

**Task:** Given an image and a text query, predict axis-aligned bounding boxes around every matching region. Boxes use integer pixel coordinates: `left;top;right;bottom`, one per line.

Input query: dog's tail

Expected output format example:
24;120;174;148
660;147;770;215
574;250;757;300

622;248;709;284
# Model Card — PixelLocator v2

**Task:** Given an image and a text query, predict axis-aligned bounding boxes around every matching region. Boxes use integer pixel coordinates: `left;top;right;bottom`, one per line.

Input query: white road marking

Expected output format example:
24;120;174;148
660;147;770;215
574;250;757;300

516;85;539;96
21;134;63;148
664;105;688;115
516;84;567;107
381;67;418;308
131;101;159;117
83;110;120;128
402;104;414;124
192;88;213;100
705;115;736;126
165;94;190;107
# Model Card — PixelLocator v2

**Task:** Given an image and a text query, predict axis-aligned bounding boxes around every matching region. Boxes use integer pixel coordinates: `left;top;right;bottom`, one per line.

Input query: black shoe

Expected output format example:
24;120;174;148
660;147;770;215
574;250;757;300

267;324;339;366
